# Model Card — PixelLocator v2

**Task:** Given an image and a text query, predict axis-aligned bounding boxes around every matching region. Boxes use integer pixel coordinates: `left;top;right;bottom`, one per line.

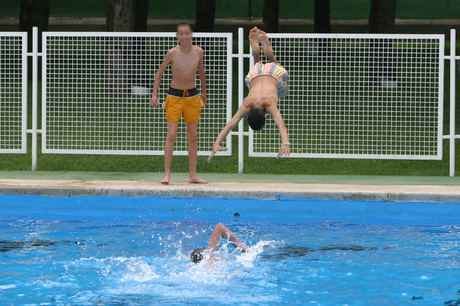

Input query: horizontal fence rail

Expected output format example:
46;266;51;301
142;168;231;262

249;34;445;160
41;32;232;155
0;32;27;153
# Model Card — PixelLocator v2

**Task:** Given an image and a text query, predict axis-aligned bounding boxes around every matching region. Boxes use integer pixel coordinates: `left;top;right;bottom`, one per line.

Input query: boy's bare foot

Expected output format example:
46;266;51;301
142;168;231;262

259;31;276;62
160;174;170;185
249;27;261;55
189;176;208;184
258;31;270;45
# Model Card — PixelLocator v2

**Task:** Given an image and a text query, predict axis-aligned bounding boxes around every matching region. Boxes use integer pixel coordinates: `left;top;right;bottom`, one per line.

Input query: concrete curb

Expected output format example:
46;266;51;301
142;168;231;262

1;186;459;203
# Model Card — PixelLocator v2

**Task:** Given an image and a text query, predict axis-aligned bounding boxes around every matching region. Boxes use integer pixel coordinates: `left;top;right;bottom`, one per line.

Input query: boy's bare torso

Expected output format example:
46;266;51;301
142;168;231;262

244;75;279;110
170;45;203;89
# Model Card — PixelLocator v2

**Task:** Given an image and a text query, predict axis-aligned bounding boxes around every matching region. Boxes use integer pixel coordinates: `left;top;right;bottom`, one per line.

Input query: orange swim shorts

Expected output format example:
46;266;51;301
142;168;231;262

164;90;203;124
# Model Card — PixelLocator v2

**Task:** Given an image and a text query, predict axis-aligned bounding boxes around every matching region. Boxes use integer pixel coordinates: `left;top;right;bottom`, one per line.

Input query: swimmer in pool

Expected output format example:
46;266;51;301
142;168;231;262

190;223;247;264
207;26;290;162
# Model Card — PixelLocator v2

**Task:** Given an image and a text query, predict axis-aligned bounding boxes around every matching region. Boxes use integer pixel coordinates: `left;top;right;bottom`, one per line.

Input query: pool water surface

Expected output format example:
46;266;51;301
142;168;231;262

0;194;459;305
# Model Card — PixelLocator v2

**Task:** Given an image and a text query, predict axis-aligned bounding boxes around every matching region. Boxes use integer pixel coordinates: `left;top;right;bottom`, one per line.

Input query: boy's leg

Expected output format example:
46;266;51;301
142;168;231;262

187;122;207;184
161;121;178;185
249;27;261;63
259;31;277;63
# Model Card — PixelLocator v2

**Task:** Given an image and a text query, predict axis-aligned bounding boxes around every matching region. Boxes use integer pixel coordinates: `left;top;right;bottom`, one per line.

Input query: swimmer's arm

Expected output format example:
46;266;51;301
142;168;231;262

198;48;207;106
266;104;290;158
221;225;247;252
207;223;247;252
207;223;225;251
150;50;173;107
207;105;249;162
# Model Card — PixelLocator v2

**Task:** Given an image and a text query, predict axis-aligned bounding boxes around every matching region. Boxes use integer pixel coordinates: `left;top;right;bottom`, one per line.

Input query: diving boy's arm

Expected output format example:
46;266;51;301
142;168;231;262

197;48;207;106
150;49;173;107
207;104;249;163
266;104;290;158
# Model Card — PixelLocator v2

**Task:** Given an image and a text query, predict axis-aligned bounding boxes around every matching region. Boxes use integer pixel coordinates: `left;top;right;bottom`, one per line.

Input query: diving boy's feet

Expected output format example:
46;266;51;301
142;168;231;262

257;30;270;45
249;27;261;55
258;31;276;62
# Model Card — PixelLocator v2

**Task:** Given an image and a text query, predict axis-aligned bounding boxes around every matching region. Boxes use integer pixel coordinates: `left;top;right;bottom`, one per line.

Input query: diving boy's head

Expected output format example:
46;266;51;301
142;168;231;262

191;247;205;263
247;108;266;131
176;23;193;44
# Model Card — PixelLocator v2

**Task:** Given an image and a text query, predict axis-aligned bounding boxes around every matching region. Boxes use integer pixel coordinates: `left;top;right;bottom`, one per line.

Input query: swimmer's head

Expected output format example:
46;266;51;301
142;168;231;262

191;247;205;263
247;108;265;131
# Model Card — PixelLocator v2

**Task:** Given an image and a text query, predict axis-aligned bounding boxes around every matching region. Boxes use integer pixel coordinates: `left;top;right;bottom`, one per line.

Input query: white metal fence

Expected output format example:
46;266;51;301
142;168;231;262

42;32;232;155
0;33;27;153
0;27;459;176
249;34;444;160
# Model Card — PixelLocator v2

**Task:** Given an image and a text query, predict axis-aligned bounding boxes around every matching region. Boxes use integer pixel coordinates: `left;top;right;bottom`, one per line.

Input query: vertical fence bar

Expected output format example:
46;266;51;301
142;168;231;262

31;27;38;170
449;29;456;177
226;33;233;157
22;33;28;153
238;28;244;174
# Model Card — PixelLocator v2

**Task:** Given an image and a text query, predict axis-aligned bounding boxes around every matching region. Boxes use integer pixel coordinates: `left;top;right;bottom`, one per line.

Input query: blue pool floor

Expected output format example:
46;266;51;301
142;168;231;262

0;195;459;304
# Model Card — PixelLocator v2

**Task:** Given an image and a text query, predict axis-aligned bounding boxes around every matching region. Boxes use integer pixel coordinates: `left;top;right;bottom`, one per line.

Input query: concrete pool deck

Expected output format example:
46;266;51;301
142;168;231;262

0;171;459;202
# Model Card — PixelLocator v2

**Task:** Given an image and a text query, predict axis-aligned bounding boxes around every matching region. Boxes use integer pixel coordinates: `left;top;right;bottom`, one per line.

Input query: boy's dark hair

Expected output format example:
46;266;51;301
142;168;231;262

177;23;193;32
247;108;266;131
191;247;205;263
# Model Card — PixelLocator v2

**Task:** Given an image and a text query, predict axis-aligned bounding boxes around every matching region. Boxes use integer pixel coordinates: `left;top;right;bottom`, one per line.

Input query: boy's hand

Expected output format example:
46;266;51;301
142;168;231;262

207;144;228;163
150;95;158;107
201;93;207;107
277;144;290;158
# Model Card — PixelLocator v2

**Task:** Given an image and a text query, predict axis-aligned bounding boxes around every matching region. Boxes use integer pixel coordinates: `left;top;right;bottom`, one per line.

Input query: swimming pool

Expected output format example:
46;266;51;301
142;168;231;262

0;194;459;304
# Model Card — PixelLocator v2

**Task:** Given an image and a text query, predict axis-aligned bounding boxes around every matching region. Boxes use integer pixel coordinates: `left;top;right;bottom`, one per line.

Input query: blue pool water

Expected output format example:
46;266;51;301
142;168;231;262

0;194;459;305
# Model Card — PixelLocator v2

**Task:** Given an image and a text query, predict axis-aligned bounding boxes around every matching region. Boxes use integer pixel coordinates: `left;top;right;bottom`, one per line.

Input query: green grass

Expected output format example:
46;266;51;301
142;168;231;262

1;136;459;175
0;0;459;20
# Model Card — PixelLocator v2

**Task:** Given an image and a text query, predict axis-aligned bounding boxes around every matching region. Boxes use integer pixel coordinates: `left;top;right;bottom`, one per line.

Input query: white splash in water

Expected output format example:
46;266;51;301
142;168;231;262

68;256;159;282
62;238;285;301
419;275;430;280
0;284;16;290
118;258;159;282
236;240;276;268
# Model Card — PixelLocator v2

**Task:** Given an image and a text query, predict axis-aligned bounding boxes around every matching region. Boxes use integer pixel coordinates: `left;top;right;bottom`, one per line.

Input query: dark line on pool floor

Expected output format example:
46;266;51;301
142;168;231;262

0;239;85;252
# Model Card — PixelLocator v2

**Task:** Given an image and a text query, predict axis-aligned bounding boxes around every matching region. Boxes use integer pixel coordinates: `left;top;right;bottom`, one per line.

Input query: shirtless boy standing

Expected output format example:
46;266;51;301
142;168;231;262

150;23;207;185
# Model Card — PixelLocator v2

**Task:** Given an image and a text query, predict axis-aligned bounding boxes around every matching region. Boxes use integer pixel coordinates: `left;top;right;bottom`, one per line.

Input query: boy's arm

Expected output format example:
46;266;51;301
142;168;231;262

150;50;173;107
266;104;290;158
198;48;207;106
207;104;249;163
207;223;247;252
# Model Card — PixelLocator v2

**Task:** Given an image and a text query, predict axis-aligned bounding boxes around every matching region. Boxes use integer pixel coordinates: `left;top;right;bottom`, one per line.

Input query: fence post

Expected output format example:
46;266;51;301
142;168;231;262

449;29;456;177
31;27;38;171
237;27;244;174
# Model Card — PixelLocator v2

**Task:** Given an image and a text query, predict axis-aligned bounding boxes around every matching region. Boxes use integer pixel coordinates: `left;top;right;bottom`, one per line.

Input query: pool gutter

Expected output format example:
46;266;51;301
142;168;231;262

0;179;459;202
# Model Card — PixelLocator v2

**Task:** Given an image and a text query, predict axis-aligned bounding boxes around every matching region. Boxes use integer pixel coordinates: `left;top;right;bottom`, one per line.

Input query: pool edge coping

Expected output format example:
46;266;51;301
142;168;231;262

1;183;459;203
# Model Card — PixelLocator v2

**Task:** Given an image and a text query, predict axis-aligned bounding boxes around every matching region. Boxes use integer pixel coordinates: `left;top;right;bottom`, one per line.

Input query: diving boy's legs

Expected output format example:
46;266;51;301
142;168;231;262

187;122;208;184
249;27;261;63
259;31;277;63
161;121;178;185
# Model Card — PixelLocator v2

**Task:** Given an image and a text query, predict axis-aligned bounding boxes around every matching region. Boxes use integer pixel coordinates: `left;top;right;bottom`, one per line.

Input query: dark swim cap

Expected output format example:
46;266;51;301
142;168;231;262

191;247;205;263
